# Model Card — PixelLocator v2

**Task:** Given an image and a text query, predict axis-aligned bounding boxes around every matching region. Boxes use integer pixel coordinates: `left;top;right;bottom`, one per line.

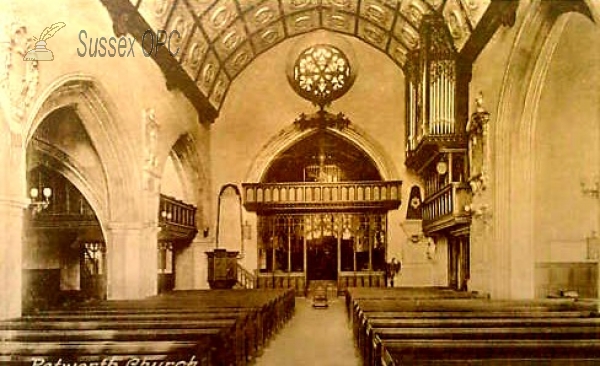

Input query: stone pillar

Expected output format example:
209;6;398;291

175;237;212;290
0;197;27;319
105;222;158;300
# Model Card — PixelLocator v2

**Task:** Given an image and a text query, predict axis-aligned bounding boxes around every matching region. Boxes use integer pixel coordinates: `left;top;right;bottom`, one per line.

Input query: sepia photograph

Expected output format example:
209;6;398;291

1;0;600;364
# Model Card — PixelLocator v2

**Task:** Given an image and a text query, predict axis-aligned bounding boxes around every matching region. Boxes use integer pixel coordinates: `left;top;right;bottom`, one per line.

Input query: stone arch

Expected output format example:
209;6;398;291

245;121;399;183
167;133;210;227
27;138;107;224
25;74;141;224
582;0;600;23
492;0;595;299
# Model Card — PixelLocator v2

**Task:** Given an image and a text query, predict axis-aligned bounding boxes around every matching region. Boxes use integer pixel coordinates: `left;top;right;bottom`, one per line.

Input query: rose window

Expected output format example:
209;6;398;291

289;44;354;109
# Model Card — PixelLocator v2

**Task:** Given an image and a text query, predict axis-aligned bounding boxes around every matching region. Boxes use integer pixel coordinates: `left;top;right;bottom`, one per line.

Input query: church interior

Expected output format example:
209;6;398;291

2;0;600;364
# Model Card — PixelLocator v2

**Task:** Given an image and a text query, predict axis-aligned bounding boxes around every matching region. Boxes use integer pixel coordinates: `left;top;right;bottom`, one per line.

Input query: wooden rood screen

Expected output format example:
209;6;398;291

0;289;295;366
346;287;600;366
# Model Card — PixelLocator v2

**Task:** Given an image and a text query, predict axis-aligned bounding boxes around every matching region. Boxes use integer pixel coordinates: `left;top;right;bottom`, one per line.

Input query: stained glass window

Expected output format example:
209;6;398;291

291;44;353;108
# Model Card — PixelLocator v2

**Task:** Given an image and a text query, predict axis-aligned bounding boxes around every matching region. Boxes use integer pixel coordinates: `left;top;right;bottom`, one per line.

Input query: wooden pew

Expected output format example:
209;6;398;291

2;289;295;366
0;340;207;366
347;288;600;366
380;339;600;365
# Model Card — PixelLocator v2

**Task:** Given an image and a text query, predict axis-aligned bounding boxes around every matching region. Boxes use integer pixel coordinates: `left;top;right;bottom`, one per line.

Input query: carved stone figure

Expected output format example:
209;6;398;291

2;23;39;131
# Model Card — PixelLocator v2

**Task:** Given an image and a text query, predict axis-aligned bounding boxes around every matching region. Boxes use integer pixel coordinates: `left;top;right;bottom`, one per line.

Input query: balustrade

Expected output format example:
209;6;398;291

243;181;402;212
159;194;197;229
422;182;471;233
237;263;256;289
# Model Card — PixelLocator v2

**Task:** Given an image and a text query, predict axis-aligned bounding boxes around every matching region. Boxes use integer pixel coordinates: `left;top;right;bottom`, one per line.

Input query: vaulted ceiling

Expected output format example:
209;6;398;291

130;0;493;113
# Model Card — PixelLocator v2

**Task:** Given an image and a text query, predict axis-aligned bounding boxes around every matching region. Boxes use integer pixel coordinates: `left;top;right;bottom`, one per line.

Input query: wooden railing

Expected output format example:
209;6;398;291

159;194;196;228
338;271;385;293
256;273;306;295
422;182;471;233
159;194;197;240
242;181;402;212
236;263;256;289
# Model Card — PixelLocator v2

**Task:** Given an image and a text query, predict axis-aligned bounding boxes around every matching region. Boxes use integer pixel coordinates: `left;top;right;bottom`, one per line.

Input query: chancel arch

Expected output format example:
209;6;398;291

246;122;400;184
243;123;402;292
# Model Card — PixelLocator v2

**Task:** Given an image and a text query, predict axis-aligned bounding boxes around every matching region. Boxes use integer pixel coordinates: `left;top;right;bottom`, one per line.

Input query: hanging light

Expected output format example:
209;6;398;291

29;170;52;216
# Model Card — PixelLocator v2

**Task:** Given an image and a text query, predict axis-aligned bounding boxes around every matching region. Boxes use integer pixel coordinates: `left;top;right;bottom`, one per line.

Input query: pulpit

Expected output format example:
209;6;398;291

206;249;239;289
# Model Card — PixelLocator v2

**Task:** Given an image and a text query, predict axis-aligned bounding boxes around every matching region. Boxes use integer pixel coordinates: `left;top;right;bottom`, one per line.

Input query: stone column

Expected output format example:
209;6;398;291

175;237;213;290
105;222;158;300
0;196;27;319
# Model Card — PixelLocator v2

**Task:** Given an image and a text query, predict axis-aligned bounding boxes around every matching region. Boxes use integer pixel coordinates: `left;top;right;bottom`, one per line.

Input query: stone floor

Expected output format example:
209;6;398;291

254;296;362;366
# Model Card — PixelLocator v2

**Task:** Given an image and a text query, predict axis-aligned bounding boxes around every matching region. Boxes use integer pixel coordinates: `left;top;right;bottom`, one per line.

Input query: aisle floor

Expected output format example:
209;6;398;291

254;297;362;366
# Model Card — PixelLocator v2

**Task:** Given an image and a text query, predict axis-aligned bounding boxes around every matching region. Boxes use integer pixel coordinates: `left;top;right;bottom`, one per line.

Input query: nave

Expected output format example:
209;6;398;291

254;296;361;366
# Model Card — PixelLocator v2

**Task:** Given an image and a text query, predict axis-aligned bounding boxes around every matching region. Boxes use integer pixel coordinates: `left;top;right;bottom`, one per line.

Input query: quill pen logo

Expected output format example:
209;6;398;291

23;22;66;61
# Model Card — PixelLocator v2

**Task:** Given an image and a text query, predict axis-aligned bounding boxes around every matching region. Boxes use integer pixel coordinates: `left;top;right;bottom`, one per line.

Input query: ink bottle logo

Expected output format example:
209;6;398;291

23;22;66;61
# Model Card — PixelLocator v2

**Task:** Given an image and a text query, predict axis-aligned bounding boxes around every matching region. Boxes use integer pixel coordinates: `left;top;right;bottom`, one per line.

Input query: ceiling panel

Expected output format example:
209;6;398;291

322;9;357;35
184;0;214;18
357;19;390;51
196;49;220;96
138;0;174;31
285;9;321;36
281;0;320;15
224;41;255;78
443;0;472;51
237;0;265;12
360;0;397;31
399;0;430;27
209;70;231;109
322;0;359;13
181;26;209;79
459;0;491;29
200;0;239;41
131;0;491;111
392;17;420;49
166;0;195;61
243;0;282;34
251;21;286;54
388;37;410;66
213;18;248;60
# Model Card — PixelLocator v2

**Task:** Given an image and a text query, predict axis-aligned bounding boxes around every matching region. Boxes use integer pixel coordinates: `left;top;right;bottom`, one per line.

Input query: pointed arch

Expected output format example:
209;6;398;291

245;122;399;184
492;1;592;299
25;74;141;224
166;133;210;227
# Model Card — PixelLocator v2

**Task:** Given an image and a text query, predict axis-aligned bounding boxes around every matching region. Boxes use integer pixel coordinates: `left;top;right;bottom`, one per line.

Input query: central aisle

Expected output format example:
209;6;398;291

254;296;362;366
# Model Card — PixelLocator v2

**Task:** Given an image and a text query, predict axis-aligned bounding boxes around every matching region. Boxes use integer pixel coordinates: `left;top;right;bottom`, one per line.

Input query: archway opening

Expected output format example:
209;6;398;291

159;136;203;293
24;108;107;310
262;130;381;183
251;130;397;293
533;12;600;299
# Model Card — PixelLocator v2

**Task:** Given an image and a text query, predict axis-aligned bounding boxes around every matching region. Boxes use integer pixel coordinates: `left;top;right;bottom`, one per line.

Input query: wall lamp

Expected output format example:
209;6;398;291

160;210;173;221
29;186;52;215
